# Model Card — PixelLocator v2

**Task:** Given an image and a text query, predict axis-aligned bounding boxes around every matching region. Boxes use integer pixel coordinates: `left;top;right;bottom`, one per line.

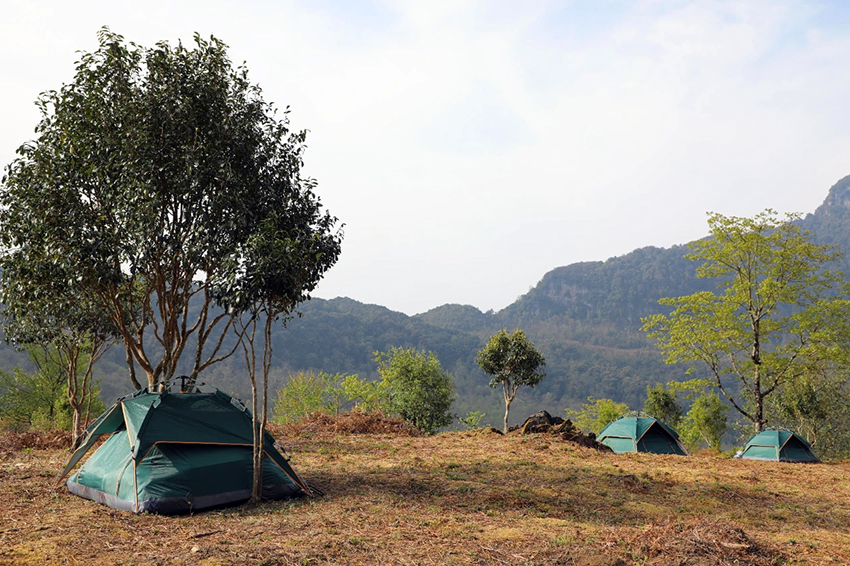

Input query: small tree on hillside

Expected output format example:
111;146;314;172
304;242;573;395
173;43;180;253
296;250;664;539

375;347;455;434
476;329;546;433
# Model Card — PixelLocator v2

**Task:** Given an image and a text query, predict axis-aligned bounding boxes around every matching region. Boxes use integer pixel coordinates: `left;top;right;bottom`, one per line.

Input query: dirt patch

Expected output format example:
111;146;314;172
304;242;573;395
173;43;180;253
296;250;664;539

0;429;72;453
273;410;421;438
515;411;612;451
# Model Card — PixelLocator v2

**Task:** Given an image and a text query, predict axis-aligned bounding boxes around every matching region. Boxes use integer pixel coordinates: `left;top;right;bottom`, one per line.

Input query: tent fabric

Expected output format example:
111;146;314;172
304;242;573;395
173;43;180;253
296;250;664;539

57;387;311;514
737;429;819;463
598;416;687;455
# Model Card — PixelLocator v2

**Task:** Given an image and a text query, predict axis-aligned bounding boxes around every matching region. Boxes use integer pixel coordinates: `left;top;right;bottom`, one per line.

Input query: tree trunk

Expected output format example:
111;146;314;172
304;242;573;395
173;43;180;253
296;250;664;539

66;355;85;442
503;398;512;434
251;376;262;502
754;367;764;433
125;342;142;391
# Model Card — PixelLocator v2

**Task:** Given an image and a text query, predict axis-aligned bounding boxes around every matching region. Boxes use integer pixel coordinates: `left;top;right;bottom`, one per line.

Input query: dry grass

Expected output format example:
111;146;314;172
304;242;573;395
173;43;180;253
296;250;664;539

2;416;849;565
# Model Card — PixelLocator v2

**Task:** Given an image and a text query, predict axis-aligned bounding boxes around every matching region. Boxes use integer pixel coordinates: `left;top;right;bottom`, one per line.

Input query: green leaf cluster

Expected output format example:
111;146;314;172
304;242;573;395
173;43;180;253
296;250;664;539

375;347;455;434
566;397;630;434
678;392;728;452
0;364;104;433
459;411;486;430
272;371;367;424
642;383;682;427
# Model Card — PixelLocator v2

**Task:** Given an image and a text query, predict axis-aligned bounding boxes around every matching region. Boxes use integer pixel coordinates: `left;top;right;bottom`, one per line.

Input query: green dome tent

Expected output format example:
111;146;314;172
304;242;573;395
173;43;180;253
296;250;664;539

597;416;687;455
735;429;819;463
54;385;312;514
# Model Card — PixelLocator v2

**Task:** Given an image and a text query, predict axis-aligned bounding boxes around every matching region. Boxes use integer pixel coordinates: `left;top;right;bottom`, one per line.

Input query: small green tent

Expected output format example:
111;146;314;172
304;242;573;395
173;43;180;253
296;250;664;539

54;386;311;514
736;429;819;463
598;416;687;455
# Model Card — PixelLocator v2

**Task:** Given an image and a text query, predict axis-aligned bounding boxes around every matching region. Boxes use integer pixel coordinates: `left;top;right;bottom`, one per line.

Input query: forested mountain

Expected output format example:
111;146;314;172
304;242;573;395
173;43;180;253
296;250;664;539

5;176;850;427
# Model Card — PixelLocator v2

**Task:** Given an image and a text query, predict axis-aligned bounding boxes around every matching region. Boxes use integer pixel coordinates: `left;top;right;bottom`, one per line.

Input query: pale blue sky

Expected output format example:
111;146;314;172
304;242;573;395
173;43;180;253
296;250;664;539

2;1;849;315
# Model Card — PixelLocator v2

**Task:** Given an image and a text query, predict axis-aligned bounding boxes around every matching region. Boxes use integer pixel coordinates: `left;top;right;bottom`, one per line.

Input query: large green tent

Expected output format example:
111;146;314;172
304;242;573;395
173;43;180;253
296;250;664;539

736;429;819;463
54;386;311;514
597;416;687;455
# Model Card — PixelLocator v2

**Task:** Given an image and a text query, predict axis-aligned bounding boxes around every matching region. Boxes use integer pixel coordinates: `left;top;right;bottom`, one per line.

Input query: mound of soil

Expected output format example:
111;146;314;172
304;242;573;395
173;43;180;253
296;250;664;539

0;429;72;453
516;411;613;451
275;410;422;438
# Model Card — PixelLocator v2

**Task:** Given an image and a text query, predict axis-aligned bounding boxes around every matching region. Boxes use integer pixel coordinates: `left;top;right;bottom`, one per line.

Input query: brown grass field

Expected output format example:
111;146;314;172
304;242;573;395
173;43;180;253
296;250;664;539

2;414;849;566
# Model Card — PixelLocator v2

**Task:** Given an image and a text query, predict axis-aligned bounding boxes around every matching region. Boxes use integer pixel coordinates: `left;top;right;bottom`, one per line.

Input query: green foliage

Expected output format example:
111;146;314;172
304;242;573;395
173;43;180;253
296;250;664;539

477;329;546;432
0;28;340;389
338;374;385;413
0;368;61;430
0;366;105;432
567;397;630;434
272;371;364;424
679;392;728;451
272;371;327;424
643;383;682;427
375;347;455;434
642;209;850;433
768;370;850;460
459;411;486;430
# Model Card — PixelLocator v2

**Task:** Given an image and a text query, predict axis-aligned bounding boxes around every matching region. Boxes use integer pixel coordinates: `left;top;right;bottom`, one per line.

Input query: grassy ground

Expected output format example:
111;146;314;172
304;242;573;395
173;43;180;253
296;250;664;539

1;416;849;566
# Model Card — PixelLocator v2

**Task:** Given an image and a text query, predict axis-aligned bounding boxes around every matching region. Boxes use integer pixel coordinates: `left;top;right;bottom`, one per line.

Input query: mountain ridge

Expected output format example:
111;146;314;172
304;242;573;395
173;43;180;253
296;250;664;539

6;176;850;427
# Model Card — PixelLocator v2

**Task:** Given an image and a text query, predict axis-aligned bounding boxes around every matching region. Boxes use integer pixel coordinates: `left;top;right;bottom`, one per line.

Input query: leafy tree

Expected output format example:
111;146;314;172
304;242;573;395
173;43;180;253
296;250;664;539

476;329;546;433
338;374;385;413
642;210;850;433
272;371;366;424
27;343;109;440
0;351;105;433
767;367;850;458
643;383;682;427
0;367;64;431
566;397;630;434
0;28;342;392
375;347;455;434
679;392;728;451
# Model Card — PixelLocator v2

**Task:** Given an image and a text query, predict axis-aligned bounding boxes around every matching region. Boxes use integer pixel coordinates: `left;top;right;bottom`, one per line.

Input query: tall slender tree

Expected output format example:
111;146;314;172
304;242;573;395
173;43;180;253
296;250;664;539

218;211;342;501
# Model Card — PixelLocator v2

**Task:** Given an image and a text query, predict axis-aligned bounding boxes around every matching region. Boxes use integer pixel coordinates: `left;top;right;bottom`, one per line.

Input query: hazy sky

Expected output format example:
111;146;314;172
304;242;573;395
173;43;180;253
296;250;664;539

2;1;849;315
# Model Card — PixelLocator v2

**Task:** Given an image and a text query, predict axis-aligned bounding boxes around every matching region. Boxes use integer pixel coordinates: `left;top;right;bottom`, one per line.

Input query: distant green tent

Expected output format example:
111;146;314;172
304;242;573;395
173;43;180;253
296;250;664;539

736;429;819;463
598;416;687;455
54;386;311;514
